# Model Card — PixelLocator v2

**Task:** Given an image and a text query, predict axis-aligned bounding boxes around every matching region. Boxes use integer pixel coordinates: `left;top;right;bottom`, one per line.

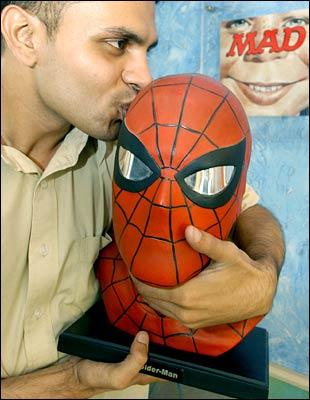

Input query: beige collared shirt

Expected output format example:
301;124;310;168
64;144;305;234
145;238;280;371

1;128;116;379
1;127;258;385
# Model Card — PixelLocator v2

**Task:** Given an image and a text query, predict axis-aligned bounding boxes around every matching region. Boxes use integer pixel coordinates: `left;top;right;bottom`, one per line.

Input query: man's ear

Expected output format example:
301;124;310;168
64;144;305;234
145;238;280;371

1;5;46;67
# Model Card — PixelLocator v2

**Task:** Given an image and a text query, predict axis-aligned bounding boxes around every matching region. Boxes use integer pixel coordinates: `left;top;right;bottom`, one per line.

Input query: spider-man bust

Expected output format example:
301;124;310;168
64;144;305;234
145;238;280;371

96;73;263;356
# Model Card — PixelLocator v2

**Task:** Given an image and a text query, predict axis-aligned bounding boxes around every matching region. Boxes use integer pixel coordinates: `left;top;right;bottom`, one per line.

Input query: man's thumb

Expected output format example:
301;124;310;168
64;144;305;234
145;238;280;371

185;225;234;264
125;331;149;369
185;225;202;244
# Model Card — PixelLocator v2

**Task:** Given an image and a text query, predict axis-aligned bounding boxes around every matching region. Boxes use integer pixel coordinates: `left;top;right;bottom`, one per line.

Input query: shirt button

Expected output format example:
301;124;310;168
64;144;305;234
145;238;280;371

41;180;48;189
40;244;49;257
34;308;43;320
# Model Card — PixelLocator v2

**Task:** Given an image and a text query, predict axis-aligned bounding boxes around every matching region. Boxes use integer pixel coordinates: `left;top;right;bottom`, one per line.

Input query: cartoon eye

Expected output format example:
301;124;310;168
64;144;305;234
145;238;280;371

184;166;235;195
226;19;252;31
119;146;153;181
282;17;309;28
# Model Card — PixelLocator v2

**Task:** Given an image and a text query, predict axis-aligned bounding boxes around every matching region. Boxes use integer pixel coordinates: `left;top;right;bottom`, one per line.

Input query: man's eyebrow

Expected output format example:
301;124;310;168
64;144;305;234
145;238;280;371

103;27;158;49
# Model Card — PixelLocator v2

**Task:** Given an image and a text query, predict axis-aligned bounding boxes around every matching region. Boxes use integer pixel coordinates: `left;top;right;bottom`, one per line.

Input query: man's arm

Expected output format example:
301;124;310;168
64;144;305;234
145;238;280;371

1;332;159;399
132;204;285;329
233;204;285;278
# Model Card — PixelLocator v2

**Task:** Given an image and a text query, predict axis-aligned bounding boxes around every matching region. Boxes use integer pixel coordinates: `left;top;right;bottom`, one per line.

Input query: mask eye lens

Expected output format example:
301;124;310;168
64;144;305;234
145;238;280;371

119;146;153;181
184;166;235;195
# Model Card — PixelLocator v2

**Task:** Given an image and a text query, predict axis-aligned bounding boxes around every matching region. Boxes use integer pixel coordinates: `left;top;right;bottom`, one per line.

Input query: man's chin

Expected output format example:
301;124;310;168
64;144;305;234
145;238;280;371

91;119;122;142
108;119;123;139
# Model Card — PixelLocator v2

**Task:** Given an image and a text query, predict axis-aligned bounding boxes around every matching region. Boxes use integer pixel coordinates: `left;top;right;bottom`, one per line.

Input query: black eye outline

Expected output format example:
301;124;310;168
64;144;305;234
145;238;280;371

114;122;161;192
175;139;246;209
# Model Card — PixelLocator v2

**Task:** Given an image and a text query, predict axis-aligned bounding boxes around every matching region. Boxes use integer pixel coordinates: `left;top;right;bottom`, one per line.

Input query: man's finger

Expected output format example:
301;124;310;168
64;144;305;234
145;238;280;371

185;225;238;264
132;275;177;303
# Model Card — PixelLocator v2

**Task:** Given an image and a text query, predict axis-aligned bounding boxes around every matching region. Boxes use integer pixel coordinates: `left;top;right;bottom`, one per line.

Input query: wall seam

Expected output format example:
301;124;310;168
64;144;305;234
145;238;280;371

199;1;205;73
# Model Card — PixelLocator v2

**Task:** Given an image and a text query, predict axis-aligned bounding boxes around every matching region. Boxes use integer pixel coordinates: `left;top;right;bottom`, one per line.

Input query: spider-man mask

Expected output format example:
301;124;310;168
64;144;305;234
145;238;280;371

112;73;251;287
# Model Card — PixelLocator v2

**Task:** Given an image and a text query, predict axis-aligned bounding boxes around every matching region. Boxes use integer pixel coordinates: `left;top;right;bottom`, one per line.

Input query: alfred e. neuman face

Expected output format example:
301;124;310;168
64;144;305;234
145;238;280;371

220;9;309;116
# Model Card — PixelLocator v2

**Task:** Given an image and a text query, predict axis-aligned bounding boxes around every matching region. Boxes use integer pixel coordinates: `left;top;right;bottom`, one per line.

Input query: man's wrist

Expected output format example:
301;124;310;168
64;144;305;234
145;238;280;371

67;358;99;398
252;257;279;315
1;357;97;399
259;256;279;283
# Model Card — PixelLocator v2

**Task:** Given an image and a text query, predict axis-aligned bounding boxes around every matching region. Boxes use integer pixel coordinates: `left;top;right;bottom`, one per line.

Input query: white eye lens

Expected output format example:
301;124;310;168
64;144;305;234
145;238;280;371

184;166;235;195
119;146;153;181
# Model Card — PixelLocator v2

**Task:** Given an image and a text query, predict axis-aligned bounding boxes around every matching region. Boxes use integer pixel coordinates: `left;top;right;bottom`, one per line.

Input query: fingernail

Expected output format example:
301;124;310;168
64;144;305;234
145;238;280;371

188;225;202;242
137;331;149;345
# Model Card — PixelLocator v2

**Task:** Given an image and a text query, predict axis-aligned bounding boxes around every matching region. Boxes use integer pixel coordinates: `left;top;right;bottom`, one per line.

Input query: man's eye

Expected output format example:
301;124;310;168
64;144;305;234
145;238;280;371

106;39;128;50
184;166;235;195
282;18;309;28
119;146;152;181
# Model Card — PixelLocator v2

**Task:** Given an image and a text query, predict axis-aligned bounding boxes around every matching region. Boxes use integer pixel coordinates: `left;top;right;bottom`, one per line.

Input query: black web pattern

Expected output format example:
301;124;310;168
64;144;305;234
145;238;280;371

113;76;247;285
97;75;252;354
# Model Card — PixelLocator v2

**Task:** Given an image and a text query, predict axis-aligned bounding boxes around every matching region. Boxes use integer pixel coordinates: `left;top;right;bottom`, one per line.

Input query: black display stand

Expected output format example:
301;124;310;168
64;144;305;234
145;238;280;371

58;301;269;399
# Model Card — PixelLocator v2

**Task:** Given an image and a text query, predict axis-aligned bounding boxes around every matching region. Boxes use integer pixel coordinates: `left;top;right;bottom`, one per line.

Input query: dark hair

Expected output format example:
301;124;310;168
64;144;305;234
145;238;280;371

1;1;79;53
1;1;159;53
1;1;77;35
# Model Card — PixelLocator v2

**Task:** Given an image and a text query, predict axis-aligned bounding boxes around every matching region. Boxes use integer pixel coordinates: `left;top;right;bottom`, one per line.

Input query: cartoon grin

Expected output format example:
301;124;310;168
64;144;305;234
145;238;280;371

247;83;287;93
229;77;306;106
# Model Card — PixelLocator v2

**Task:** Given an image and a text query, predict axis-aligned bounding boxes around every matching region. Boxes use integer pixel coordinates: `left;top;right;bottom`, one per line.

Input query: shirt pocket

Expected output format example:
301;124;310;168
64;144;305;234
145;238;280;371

53;234;113;340
74;233;113;313
78;233;112;264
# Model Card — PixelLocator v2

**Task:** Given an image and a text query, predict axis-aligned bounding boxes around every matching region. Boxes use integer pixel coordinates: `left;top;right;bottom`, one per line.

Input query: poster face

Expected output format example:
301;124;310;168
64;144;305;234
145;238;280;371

220;9;309;116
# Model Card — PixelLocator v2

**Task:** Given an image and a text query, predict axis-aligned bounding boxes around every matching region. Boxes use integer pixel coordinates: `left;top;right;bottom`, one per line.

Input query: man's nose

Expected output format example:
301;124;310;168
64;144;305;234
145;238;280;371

122;54;153;93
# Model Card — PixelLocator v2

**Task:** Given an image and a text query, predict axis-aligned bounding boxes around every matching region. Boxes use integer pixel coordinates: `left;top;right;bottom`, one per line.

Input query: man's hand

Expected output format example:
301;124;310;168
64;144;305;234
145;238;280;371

132;205;284;329
1;331;161;399
76;331;158;391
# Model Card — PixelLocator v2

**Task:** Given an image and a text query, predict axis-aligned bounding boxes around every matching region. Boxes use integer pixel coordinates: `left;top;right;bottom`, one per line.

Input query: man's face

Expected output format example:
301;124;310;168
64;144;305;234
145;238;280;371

220;9;309;116
34;1;157;140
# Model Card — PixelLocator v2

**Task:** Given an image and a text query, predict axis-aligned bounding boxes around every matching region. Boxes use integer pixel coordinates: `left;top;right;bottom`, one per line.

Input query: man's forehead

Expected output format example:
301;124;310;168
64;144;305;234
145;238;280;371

64;2;156;25
62;1;157;42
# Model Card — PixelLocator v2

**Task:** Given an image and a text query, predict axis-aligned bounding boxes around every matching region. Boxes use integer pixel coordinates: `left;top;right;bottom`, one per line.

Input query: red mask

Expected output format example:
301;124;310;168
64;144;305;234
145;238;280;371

96;74;263;356
113;73;250;286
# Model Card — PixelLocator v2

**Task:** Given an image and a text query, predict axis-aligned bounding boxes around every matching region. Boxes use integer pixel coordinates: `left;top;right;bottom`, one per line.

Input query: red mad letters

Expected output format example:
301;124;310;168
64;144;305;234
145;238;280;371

226;26;306;57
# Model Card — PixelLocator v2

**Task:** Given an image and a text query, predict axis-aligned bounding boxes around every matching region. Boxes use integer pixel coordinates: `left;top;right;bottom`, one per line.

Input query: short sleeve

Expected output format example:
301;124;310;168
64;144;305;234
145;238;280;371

241;183;260;213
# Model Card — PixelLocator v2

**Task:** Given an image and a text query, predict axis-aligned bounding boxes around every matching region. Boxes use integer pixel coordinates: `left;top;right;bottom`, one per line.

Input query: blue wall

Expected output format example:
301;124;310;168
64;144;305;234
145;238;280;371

148;1;309;376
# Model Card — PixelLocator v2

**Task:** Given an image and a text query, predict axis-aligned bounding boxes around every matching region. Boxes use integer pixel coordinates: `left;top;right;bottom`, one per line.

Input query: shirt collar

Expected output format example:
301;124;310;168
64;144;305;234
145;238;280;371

1;127;89;176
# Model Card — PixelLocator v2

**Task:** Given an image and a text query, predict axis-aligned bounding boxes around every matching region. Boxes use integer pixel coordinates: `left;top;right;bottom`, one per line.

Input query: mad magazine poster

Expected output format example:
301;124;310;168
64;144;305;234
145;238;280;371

220;9;309;116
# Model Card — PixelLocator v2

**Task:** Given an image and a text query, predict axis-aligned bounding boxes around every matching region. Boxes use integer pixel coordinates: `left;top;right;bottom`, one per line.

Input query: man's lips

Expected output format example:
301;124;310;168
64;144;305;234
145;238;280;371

229;77;306;106
116;103;131;121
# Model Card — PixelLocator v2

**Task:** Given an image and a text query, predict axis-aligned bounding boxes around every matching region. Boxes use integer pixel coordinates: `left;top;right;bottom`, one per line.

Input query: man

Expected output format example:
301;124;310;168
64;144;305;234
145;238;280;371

1;1;285;399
